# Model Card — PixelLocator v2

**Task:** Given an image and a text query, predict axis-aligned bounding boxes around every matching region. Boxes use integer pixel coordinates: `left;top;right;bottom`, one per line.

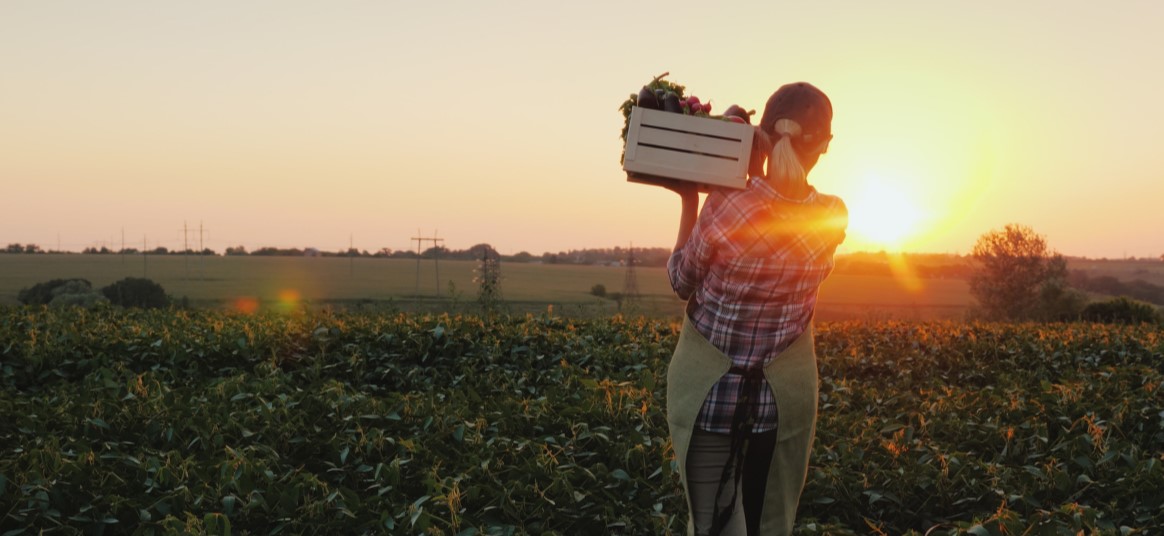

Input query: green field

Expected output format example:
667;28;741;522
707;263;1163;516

2;308;1162;534
0;254;973;320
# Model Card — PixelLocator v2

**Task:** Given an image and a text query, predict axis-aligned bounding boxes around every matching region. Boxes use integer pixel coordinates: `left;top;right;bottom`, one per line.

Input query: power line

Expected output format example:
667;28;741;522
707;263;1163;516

622;242;640;307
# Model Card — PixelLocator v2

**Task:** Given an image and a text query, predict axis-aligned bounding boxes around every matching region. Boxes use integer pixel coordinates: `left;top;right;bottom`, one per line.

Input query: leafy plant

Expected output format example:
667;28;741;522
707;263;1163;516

1;308;1161;534
101;277;169;309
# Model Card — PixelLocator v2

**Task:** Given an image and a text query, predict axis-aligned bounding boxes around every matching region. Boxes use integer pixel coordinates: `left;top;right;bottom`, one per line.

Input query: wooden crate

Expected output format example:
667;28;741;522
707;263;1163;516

622;106;754;190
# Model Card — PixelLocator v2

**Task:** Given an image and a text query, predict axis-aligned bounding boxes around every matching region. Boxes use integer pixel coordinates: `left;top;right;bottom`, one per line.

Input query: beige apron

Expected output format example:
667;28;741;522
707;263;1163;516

666;316;819;536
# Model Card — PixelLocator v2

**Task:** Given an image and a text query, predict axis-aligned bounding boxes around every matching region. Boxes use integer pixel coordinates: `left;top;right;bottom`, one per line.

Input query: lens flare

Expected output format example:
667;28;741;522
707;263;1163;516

234;296;259;314
276;289;302;314
886;253;924;294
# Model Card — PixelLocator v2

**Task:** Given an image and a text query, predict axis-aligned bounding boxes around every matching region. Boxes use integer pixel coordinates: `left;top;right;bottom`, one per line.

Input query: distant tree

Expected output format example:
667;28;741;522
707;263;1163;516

1030;254;1086;320
970;224;1083;321
468;243;497;258
1067;271;1164;306
510;251;534;263
6;243;23;254
225;245;248;256
590;284;607;298
421;246;448;258
24;244;42;254
101;277;169;309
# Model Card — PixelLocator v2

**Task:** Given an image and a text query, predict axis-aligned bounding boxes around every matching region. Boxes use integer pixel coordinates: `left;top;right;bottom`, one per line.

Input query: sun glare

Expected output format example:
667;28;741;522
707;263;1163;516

846;175;925;251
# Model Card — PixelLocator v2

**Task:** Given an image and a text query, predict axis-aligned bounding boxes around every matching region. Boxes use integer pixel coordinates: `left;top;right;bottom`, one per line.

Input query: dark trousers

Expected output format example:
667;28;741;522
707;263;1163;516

686;427;780;535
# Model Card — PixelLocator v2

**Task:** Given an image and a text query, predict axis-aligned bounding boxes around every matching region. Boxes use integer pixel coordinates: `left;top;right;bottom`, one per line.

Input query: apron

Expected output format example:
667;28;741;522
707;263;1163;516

666;316;819;536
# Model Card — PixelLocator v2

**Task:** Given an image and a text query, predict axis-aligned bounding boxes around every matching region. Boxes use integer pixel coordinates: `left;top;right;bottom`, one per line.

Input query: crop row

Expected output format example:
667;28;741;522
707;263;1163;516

1;307;1162;534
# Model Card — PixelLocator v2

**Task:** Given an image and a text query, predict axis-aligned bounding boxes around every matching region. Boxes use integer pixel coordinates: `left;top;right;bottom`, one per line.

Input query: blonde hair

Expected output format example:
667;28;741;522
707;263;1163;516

767;118;806;185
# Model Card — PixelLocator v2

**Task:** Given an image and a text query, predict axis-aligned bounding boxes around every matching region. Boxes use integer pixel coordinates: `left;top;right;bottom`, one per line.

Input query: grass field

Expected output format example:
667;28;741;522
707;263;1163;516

0;254;974;320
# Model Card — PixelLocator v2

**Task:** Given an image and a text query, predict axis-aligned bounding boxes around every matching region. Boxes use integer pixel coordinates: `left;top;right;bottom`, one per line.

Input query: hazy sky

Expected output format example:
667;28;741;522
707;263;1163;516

3;1;1162;257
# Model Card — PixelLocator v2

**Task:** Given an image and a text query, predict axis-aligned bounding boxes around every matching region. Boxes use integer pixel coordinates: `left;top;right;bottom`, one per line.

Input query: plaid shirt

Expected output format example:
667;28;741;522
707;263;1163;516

668;177;847;434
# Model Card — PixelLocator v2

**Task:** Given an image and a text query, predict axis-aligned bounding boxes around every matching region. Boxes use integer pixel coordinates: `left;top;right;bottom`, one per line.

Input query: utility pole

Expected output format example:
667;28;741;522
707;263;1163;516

183;221;190;279
410;230;445;297
413;228;422;295
199;221;205;280
434;230;442;296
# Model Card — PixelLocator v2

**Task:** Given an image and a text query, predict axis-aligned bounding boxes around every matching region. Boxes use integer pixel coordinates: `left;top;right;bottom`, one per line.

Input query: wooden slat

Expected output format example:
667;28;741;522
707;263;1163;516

636;126;743;158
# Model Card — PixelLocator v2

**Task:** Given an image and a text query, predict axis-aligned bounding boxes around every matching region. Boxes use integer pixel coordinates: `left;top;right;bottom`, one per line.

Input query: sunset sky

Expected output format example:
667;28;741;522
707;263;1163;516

3;1;1162;258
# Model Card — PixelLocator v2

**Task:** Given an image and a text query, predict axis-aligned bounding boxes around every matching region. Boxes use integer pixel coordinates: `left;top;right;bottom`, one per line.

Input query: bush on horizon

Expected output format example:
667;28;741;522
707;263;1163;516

101;277;169;309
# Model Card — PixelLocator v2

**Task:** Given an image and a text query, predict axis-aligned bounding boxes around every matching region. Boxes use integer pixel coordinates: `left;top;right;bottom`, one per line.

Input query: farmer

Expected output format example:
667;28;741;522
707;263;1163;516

664;82;847;536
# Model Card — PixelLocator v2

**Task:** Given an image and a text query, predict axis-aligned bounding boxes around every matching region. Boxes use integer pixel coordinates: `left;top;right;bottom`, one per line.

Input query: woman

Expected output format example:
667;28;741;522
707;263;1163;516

665;82;847;536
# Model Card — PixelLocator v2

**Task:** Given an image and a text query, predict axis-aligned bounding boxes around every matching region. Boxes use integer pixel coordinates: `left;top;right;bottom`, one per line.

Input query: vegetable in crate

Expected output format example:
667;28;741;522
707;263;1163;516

722;104;755;124
619;72;685;140
619;72;686;162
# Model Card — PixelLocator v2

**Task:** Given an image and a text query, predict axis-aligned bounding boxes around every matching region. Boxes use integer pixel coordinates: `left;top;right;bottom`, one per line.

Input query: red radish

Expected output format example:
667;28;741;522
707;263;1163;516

688;95;701;106
725;115;746;123
703;101;712;114
690;102;703;113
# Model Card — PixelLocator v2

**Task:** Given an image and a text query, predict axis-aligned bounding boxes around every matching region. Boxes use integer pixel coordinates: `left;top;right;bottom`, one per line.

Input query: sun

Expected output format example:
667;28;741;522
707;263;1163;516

846;175;925;250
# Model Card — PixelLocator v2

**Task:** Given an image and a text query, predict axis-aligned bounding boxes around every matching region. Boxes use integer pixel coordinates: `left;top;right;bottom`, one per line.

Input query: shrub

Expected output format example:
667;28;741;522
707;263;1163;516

51;280;109;309
17;278;93;306
1081;297;1161;325
590;284;607;298
101;277;169;309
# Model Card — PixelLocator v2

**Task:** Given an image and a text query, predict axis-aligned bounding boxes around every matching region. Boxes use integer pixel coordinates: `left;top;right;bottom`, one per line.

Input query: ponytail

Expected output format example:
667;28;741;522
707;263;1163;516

767;118;806;186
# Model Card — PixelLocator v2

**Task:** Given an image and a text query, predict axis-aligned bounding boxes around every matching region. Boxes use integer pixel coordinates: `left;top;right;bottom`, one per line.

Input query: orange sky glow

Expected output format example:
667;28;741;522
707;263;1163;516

2;1;1162;258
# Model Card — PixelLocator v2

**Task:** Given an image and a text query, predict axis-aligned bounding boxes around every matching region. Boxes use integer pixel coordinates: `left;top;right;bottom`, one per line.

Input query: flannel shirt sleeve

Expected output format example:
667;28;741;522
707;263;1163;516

667;197;725;301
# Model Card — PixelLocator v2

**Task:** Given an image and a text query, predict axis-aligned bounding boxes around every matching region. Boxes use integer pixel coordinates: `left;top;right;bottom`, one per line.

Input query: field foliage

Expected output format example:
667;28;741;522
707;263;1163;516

1;307;1162;534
